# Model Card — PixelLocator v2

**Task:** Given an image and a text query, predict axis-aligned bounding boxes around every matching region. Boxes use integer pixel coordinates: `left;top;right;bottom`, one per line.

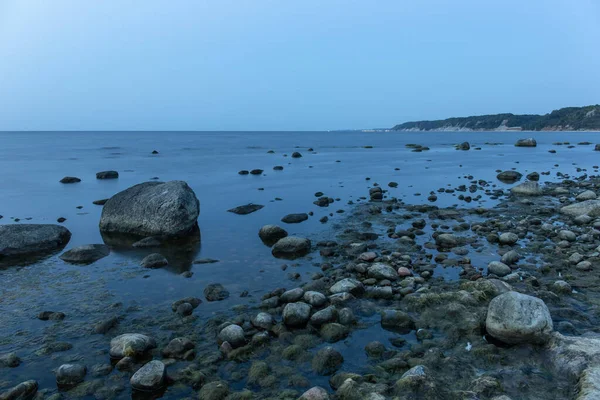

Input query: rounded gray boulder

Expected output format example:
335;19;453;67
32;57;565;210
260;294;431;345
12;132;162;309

130;360;166;392
258;224;288;246
485;291;553;344
60;244;110;264
99;181;199;238
272;236;311;259
109;333;156;359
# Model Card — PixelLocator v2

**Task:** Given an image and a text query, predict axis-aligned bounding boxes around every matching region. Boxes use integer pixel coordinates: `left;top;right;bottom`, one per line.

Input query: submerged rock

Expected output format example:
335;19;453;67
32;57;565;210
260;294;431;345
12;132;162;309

312;347;343;375
0;352;20;368
204;283;229;301
281;213;309;224
140;253;168;268
109;333;156;359
0;224;71;260
56;364;87;387
272;236;311;259
0;380;38;400
99;181;199;238
130;360;166;392
198;381;229;399
228;204;264;215
162;337;195;359
485;291;553;344
59;244;110;264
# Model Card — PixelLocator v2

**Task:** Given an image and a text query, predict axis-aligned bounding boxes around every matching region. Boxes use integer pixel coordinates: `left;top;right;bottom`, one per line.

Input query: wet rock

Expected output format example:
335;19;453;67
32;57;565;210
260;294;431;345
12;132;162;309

397;267;412;277
304;291;328;307
109;333;156;359
281;288;305;303
577;190;598;201
193;258;219;264
381;310;415;334
258;225;288;245
238;170;249;175
282;213;309;224
311;306;337;326
140;253;168;268
228;204;264;215
501;250;520;265
330;278;364;296
99;181;199;238
0;352;20;368
59;244;110;264
515;138;537;147
299;386;330;400
485;291;553;344
283;302;311;327
576;261;592;271
162;337;195;360
198;381;229;399
369;187;383;201
204;284;229;301
93;199;109;205
367;263;398;280
171;297;202;312
252;312;274;330
272;236;311;259
499;232;519;245
218;324;246;348
365;341;386;358
527;172;540;181
60;176;81;183
292;152;303;158
511;182;542;196
0;380;38;400
250;169;263;175
130;360;166;392
0;224;71;259
93;316;119;334
561;200;600;218
96;171;118;179
56;364;87;387
488;261;511;277
558;230;577;242
435;233;459;248
320;323;349;343
552;280;572;294
38;311;66;321
457;142;470;150
497;171;523;183
338;308;356;326
176;303;194;316
358;251;377;262
312;347;343;375
577;366;600;400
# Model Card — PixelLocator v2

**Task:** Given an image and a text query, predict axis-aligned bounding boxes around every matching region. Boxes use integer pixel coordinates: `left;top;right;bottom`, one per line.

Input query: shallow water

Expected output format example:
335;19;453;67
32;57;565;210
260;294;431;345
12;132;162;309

1;130;599;398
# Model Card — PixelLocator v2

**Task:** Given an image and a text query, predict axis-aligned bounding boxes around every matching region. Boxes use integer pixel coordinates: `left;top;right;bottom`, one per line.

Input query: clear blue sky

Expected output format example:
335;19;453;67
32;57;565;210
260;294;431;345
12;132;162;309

0;0;598;131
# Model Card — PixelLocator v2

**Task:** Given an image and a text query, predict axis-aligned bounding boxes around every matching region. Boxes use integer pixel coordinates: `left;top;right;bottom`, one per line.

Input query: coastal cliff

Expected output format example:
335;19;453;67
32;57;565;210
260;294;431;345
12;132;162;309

392;105;600;132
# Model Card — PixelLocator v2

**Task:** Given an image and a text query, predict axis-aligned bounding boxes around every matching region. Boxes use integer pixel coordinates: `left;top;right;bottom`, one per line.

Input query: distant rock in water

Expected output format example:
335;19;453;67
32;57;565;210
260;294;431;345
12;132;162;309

457;142;470;150
96;170;119;179
0;224;71;261
281;213;309;224
60;176;81;184
497;171;523;183
60;244;110;264
292;152;303;158
259;225;288;246
228;204;264;215
93;199;109;205
250;169;263;175
151;150;159;154
238;170;249;175
595;144;600;151
140;253;168;269
511;182;542;196
515;138;537;147
99;181;199;238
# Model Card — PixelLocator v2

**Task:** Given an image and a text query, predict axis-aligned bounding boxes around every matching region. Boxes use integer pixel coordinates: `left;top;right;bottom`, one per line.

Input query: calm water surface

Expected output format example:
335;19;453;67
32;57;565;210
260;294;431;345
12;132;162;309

0;130;598;397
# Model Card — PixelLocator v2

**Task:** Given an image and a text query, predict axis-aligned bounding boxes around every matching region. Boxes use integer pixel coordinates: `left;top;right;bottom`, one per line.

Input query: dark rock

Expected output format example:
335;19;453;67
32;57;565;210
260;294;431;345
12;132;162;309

271;237;311;259
132;237;162;248
259;225;288;245
281;213;309;224
292;152;302;158
0;224;71;261
228;204;264;215
93;199;109;205
109;334;156;359
96;171;119;179
162;337;195;359
312;347;343;375
99;181;199;238
204;283;229;301
457;142;470;150
0;380;38;400
130;360;166;392
60;244;110;264
515;138;537;147
38;311;66;321
193;258;220;264
60;176;81;184
497;171;523;183
250;169;263;175
56;364;87;387
93;316;120;334
0;352;20;368
283;302;311;327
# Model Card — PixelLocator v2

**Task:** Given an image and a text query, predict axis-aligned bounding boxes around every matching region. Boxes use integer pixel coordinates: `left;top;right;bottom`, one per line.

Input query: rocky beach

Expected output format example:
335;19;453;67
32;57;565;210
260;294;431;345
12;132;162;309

2;131;600;400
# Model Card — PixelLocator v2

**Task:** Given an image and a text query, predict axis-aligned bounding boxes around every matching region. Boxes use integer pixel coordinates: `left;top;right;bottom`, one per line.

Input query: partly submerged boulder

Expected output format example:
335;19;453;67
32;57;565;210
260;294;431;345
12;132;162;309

515;138;537;147
511;181;543;196
0;224;71;262
561;200;600;218
99;181;199;238
60;244;110;264
271;236;311;259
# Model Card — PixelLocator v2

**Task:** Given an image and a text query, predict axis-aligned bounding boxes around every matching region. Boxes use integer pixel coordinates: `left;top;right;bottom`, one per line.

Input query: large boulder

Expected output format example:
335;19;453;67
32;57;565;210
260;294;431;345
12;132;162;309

0;224;71;261
272;237;311;259
60;244;109;264
485;291;553;344
99;181;199;238
561;200;600;218
515;138;537;147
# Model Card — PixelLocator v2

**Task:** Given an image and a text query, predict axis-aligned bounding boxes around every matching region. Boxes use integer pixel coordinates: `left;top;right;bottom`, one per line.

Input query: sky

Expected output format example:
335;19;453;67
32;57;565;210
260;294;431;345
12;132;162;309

0;0;599;131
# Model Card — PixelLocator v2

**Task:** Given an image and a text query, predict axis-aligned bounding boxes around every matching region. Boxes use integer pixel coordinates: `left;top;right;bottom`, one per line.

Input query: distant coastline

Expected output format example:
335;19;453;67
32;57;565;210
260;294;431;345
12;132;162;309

389;105;600;132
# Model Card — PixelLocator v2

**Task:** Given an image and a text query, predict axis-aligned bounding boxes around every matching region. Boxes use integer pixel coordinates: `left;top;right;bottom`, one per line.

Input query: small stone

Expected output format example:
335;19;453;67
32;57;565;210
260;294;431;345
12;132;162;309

281;213;309;224
0;352;20;368
499;232;519;245
60;176;81;184
258;224;288;245
283;302;311;327
56;364;87;387
488;261;511;277
204;284;229;301
96;170;119;179
218;324;246;348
